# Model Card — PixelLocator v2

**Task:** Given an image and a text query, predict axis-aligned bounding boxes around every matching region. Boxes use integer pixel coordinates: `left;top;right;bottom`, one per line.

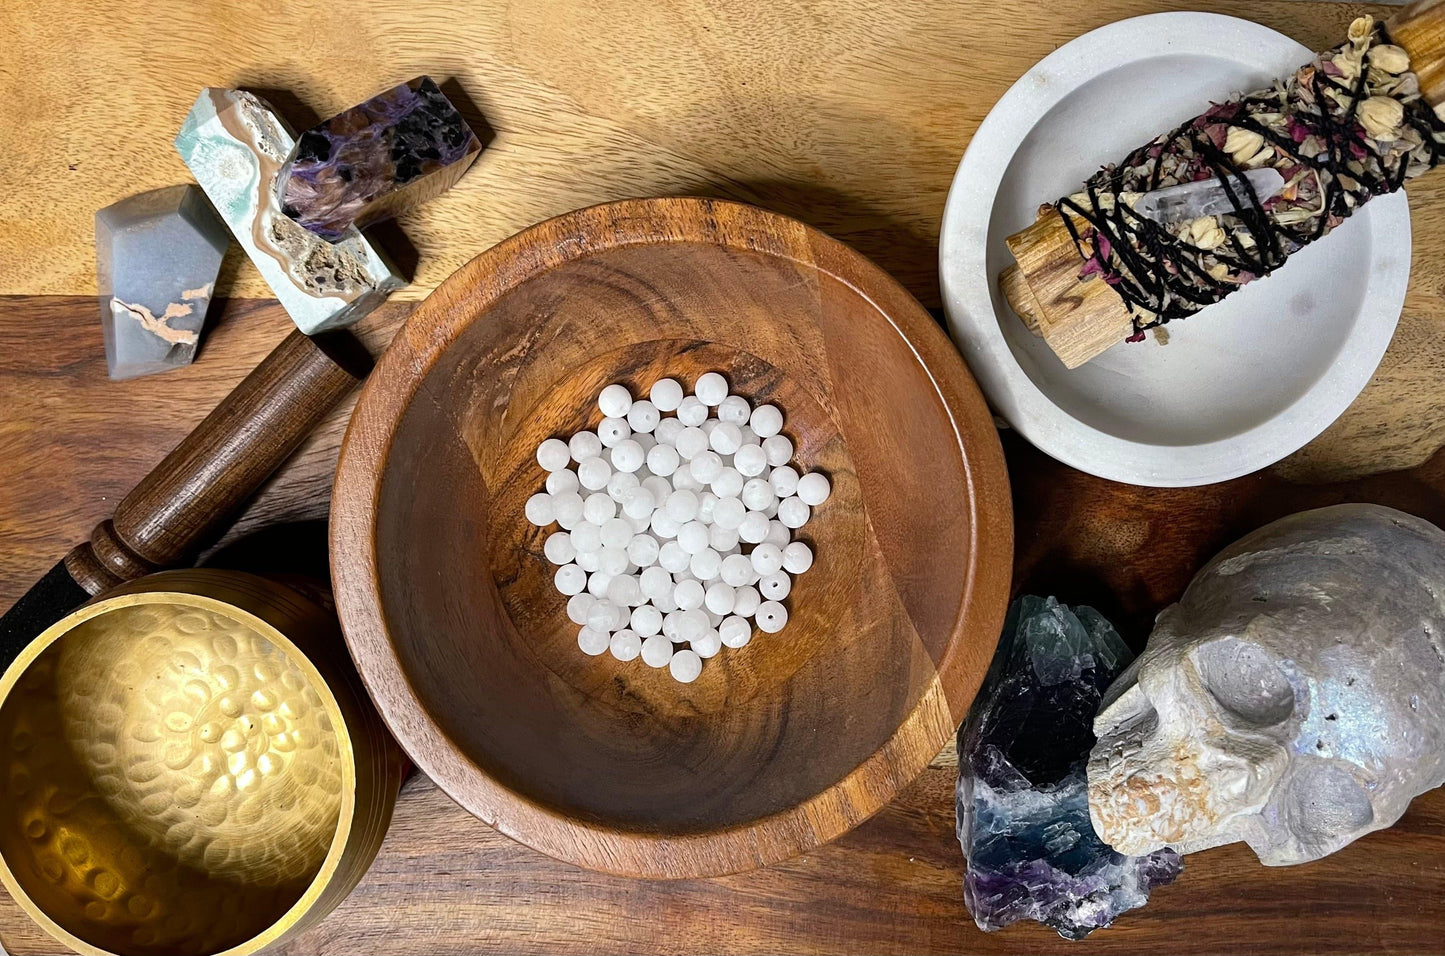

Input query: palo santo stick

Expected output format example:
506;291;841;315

1002;0;1445;370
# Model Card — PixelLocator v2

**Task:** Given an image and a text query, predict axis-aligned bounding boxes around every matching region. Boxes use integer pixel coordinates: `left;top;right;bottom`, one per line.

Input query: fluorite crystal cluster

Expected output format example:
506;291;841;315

280;76;481;240
956;596;1182;940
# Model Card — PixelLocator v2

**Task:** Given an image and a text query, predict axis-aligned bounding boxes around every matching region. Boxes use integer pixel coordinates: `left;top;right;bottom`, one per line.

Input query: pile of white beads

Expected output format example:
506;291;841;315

526;372;831;683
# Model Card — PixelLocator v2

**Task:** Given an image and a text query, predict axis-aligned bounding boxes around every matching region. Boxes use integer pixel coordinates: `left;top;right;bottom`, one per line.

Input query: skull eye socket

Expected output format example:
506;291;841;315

1278;760;1374;841
1192;637;1295;726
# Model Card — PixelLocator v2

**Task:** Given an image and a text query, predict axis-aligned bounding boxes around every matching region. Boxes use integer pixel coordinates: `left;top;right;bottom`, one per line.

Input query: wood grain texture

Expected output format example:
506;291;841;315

2;293;1444;950
329;197;1013;878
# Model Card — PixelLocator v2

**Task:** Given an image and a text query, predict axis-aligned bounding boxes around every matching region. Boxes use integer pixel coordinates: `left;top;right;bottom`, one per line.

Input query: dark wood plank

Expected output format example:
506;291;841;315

0;295;1443;954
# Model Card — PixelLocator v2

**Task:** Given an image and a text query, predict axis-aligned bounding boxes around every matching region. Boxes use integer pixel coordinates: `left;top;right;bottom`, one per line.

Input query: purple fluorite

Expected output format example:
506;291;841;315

956;596;1182;940
279;76;481;239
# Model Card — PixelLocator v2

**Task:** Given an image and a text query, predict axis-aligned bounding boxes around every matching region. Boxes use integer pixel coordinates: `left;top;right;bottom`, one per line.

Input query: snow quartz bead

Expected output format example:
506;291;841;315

525;375;830;682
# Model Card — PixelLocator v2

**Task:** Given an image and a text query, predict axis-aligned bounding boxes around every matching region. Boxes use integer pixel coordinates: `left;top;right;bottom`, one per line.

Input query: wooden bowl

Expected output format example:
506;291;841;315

331;198;1012;878
0;570;406;955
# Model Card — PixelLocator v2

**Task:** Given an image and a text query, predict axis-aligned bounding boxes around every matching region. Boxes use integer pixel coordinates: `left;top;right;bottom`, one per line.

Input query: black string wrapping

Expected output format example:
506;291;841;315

1053;21;1445;338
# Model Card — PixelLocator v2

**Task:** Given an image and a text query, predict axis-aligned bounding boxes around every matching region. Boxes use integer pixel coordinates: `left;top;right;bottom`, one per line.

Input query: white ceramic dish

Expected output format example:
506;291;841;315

939;12;1410;487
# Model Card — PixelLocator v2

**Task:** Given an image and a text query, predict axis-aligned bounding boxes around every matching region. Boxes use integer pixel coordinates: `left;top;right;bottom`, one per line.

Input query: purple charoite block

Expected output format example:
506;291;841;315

956;596;1182;940
280;76;481;240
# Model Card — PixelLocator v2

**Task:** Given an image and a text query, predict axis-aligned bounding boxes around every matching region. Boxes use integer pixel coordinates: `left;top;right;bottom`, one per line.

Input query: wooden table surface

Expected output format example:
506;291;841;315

5;0;1445;952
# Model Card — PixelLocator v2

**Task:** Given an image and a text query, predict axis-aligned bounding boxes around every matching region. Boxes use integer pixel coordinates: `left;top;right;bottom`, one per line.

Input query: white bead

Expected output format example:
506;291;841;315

537;438;571;471
674;579;705;610
555;564;586;595
709;524;740;552
665;489;700;522
717;395;751;425
653;589;679;613
764;520;791;549
608;574;643;607
586;571;613;598
692;629;722;658
610;440;645;473
733;444;767;477
783;541;813;574
566;592;597;625
630;605;663;636
704;582;736;615
676;396;708;426
658;540;690;573
712;496;746;530
606;470;640;502
677;520;710;555
706;608;724;628
719;617;751;648
641;475;673;504
691;547;722;580
759;571;792;600
762;435;794;467
552;492;584;530
650;378;684;412
733;585;762;617
676;608;710;641
711;467;744;498
662;611;681;641
651;509;681;539
544;531;577;566
693;494;716;527
689;450;724;483
609;630;642;661
627;400;660;433
750;543;784;576
764;499;779;519
700;419;717;436
578;457;611;491
587;600;619;632
627;512;652;534
654;417;685;445
756;601;788;633
600;518;633;550
675;426;709;460
571;521;602;554
569;431;603;462
671;468;703;491
640;566;673;599
796;472;831;506
769;465;799;498
626;533;659;567
694;372;728;406
598;383;633;418
750;404;783;438
738;511;770;543
709;422;743;456
622;487;655;521
546;468;580;496
720;553;755;587
524;493;555;526
578;626;610;656
641;634;673;668
777;497;810;529
741;478;776;511
635;432;656;454
597;417;631;447
599;547;629;575
576;549;600;572
582;493;616;525
669;648;703;683
645;443;680;477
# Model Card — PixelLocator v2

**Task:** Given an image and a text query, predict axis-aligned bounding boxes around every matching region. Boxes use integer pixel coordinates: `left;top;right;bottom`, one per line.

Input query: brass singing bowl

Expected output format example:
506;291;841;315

0;569;406;956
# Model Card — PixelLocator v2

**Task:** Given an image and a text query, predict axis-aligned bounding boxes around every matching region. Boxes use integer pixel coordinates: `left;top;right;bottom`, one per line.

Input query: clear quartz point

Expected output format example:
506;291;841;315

1132;167;1285;225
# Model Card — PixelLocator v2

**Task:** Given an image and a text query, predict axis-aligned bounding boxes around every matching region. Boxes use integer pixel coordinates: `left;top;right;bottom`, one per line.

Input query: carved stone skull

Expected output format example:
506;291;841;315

1088;504;1445;865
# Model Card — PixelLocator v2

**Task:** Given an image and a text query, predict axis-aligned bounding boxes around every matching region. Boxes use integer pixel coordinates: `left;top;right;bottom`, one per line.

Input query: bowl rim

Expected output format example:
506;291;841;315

330;196;1013;878
0;574;358;956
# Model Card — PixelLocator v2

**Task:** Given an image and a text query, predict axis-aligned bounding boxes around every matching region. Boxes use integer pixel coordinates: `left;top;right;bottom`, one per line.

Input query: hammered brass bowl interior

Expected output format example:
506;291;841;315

0;570;403;956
